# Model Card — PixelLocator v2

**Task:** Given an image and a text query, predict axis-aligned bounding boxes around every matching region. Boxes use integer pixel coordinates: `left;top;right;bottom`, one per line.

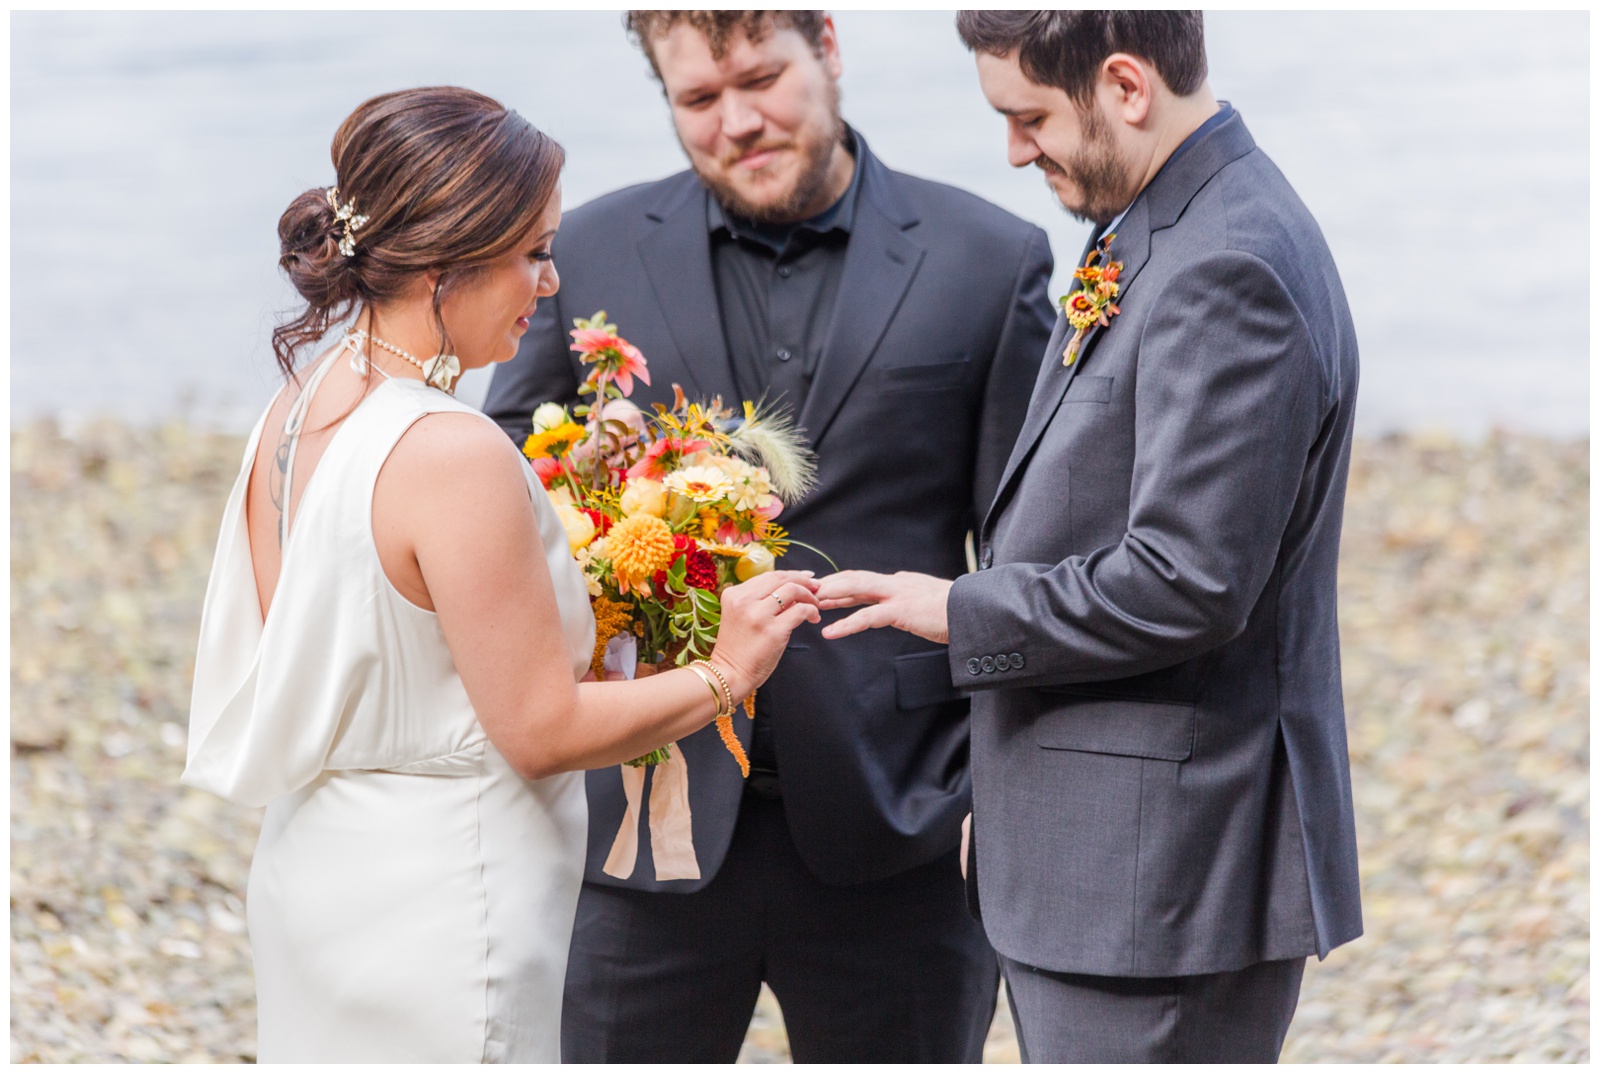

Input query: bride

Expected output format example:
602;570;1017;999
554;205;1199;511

182;86;821;1062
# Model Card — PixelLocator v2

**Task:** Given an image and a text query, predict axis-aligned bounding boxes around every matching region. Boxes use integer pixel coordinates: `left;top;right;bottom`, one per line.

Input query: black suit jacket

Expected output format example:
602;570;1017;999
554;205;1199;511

487;134;1054;890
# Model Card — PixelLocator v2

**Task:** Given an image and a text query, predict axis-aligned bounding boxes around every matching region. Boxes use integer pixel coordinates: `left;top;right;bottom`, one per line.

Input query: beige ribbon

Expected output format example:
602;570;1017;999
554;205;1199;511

599;636;701;881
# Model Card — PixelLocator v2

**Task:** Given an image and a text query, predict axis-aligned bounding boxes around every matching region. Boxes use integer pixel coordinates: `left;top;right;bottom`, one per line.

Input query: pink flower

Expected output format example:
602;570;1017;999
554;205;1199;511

753;494;783;521
571;329;651;397
529;455;562;488
626;437;713;481
715;521;755;545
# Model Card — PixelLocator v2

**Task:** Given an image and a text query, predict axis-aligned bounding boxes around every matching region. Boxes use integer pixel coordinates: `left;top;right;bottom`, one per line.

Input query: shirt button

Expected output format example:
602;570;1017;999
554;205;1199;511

777;266;793;278
979;547;994;570
775;347;793;362
980;656;995;674
966;657;982;677
995;654;1011;671
1010;652;1025;670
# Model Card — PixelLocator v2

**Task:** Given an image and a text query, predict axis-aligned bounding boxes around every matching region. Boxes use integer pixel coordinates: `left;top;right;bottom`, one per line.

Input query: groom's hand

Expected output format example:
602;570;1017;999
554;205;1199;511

816;571;953;643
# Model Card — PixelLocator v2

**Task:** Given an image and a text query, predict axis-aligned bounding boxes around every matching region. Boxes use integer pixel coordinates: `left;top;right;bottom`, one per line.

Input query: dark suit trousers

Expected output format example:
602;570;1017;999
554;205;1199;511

999;954;1305;1063
561;793;998;1062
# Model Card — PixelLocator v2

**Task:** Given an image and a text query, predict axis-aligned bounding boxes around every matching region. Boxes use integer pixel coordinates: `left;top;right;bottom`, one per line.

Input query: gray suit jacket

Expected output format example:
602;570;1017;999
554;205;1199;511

947;110;1362;977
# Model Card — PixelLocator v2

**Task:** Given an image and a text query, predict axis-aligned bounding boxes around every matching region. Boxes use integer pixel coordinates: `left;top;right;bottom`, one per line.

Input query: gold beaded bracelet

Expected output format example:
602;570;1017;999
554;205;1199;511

690;659;735;718
685;664;729;719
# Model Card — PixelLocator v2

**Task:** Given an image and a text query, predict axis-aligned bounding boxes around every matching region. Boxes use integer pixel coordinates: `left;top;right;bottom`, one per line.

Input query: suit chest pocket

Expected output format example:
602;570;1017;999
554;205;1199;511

1062;374;1113;404
876;357;972;393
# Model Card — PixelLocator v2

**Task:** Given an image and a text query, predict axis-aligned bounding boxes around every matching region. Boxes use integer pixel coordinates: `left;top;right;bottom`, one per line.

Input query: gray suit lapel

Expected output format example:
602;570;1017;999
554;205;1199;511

635;188;738;403
982;203;1154;539
797;162;925;447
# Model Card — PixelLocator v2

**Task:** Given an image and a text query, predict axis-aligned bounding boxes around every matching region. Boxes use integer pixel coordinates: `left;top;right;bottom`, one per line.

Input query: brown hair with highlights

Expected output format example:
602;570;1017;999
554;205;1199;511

955;11;1207;107
624;10;827;81
272;86;564;379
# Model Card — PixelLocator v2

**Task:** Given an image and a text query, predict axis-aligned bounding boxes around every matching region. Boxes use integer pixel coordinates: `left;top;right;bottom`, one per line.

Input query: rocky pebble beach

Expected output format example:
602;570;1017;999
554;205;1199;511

10;420;1588;1063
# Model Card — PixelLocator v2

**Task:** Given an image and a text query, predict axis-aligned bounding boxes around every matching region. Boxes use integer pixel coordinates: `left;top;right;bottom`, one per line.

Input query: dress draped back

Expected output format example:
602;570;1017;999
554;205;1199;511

184;363;593;1062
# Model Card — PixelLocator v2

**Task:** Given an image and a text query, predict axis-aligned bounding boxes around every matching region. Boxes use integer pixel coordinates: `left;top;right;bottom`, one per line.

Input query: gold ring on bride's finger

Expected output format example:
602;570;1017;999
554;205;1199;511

773;593;786;611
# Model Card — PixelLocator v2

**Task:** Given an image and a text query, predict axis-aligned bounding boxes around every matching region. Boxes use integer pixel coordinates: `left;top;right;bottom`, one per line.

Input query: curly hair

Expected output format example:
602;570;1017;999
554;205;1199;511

624;11;827;81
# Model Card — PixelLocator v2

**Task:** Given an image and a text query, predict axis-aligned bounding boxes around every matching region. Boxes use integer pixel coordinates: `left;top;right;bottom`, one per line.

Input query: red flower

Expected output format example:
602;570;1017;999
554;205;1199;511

579;507;612;537
651;534;717;595
684;547;718;591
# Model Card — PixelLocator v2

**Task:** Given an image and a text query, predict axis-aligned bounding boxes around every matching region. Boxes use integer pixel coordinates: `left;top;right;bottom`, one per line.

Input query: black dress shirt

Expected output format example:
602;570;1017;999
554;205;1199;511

708;131;864;417
706;133;865;776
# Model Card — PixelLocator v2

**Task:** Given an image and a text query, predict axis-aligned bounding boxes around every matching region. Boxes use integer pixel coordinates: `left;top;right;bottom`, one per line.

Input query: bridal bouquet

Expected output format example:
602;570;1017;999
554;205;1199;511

522;312;820;779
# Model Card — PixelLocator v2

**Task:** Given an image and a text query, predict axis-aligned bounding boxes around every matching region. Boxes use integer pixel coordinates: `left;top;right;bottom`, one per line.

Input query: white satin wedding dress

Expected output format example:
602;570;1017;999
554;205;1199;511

183;350;593;1062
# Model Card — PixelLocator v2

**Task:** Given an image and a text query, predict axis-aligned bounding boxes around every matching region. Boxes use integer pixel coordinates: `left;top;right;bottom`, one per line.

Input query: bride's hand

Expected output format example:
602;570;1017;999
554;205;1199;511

708;570;821;700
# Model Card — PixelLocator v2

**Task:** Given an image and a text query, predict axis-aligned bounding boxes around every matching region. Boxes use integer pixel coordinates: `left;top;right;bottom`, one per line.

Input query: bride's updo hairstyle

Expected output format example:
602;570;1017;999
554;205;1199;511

272;86;564;378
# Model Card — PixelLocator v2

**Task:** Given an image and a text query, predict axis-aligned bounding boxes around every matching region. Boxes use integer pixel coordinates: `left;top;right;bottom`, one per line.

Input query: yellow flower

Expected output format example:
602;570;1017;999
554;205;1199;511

554;504;596;552
619;477;667;518
523;421;586;460
607;514;676;587
735;545;775;581
697;507;720;539
664;465;735;504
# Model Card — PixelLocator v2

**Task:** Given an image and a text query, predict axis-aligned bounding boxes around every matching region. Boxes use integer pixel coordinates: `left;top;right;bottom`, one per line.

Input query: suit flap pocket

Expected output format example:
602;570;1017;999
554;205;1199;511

1063;375;1113;404
895;649;961;710
880;358;971;391
1034;697;1195;761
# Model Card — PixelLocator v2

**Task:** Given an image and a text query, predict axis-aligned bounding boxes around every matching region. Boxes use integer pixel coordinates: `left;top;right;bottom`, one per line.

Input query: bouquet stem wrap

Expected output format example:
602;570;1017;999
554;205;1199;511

598;635;701;881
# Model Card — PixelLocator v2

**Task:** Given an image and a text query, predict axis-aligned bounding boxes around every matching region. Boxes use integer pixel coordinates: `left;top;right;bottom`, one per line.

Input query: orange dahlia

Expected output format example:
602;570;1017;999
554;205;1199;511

607;514;676;589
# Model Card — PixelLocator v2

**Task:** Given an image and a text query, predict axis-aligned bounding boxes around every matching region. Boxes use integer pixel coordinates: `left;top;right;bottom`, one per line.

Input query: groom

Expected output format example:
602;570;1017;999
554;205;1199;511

486;10;1055;1062
817;11;1363;1063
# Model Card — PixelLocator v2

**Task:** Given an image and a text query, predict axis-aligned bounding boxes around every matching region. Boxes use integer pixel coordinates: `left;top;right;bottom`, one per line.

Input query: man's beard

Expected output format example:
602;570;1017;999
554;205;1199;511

1041;105;1140;227
692;82;846;224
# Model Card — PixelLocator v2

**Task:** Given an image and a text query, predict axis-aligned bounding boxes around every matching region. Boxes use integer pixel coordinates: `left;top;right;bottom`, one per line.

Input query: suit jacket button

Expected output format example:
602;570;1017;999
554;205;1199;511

980;656;995;674
979;547;994;570
966;657;982;676
1010;652;1025;669
995;654;1011;671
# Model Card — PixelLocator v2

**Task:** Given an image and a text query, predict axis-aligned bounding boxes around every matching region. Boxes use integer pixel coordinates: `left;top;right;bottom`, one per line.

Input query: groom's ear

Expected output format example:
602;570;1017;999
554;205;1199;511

1099;53;1154;126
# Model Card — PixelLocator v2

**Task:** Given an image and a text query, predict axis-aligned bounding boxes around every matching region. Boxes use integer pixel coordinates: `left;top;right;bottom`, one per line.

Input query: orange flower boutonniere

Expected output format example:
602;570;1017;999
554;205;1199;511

1059;233;1123;366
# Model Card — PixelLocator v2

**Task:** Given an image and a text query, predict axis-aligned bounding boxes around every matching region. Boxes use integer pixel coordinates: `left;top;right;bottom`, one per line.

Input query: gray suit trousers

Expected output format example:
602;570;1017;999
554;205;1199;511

1001;955;1305;1063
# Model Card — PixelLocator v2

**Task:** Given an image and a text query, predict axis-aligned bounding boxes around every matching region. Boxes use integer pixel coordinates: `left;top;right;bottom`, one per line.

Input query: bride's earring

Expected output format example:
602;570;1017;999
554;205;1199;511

422;354;460;392
425;281;460;393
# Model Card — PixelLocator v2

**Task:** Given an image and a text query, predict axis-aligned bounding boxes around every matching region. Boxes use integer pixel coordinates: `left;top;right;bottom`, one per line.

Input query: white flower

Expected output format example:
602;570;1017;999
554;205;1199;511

725;461;773;513
573;546;605;597
554;504;596;552
619;477;667;518
663;465;735;504
532;402;570;434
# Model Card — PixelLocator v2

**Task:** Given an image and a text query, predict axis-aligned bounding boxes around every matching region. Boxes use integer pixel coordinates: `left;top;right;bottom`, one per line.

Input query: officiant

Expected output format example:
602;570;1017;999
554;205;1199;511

485;9;1055;1063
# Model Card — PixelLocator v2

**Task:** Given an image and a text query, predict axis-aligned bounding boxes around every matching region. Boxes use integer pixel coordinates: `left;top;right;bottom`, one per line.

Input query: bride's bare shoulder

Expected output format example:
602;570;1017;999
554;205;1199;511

384;410;528;497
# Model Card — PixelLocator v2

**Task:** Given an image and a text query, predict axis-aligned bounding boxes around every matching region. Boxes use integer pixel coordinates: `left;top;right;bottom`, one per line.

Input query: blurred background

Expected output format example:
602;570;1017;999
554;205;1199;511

10;10;1589;1063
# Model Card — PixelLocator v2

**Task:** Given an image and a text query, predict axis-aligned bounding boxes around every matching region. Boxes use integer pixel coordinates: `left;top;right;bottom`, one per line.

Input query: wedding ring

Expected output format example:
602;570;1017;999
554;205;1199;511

773;593;786;611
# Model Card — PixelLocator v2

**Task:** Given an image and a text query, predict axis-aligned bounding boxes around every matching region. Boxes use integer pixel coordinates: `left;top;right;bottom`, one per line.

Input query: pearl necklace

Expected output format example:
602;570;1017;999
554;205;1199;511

345;329;461;393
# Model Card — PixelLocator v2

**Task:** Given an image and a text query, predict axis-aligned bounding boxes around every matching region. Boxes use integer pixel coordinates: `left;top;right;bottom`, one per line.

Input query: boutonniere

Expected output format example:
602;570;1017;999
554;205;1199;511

1059;233;1122;366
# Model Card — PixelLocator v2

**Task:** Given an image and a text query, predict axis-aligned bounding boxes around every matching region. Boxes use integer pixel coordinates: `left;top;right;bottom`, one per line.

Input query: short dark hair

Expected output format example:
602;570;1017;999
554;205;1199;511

625;10;827;82
955;11;1207;106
